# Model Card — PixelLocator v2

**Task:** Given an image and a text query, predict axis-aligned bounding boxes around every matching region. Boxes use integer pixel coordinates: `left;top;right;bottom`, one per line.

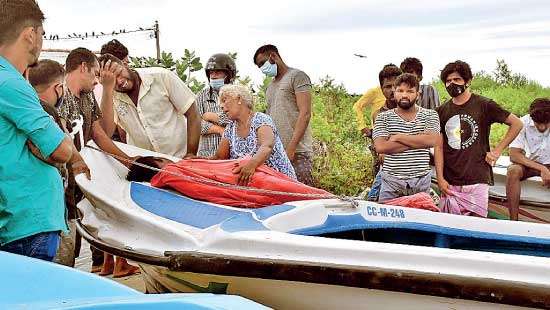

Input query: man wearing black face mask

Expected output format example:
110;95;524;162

434;60;522;217
373;73;441;202
27;59;91;267
28;60;65;120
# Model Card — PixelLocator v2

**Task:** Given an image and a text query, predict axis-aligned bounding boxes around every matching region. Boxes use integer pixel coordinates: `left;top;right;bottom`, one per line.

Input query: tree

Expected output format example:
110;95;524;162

493;59;528;88
130;50;205;93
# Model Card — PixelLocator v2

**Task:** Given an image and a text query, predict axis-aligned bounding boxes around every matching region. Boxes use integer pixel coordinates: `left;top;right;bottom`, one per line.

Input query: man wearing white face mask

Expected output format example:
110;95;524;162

253;44;314;186
195;53;236;157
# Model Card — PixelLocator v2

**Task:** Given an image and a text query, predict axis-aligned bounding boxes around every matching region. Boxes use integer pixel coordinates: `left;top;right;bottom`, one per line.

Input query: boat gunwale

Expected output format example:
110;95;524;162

76;219;550;309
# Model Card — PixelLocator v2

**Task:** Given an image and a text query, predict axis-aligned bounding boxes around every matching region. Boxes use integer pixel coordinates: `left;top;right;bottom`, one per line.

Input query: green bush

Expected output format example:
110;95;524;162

130;50;206;93
310;77;372;195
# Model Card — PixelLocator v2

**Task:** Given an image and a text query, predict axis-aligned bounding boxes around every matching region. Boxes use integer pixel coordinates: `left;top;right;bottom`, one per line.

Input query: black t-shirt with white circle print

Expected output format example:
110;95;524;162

436;93;510;186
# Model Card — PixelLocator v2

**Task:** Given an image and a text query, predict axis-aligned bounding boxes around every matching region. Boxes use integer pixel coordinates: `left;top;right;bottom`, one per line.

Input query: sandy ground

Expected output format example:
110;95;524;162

75;239;146;292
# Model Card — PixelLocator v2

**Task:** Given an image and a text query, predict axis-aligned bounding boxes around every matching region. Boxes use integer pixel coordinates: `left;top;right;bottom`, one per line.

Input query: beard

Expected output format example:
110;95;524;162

28;46;40;67
397;99;415;110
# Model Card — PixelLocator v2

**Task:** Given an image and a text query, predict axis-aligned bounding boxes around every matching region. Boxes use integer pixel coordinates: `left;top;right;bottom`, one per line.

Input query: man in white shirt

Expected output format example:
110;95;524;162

506;98;550;220
99;54;200;158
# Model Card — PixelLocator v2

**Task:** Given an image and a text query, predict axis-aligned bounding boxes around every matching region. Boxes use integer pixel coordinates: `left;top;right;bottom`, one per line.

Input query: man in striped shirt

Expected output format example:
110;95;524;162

373;73;441;202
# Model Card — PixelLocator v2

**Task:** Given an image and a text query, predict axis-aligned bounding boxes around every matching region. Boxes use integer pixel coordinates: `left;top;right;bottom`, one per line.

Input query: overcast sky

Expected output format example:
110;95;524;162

39;0;550;94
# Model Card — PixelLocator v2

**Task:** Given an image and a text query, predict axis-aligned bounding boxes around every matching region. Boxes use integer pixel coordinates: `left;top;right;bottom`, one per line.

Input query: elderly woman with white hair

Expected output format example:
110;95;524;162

209;84;296;185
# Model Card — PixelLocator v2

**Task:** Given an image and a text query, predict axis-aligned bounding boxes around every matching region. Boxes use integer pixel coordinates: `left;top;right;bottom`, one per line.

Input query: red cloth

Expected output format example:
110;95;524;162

384;192;440;212
150;158;332;208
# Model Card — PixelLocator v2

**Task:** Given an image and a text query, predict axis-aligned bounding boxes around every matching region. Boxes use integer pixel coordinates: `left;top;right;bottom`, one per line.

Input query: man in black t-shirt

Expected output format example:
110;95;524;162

434;60;522;217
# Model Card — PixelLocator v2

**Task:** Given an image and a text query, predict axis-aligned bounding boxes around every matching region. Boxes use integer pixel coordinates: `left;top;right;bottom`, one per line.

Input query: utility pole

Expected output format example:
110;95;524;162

154;20;161;62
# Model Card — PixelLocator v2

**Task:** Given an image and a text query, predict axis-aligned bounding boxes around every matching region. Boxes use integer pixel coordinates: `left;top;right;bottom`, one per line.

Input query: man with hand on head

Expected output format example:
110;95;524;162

97;39;128;141
60;48;135;274
99;54;201;158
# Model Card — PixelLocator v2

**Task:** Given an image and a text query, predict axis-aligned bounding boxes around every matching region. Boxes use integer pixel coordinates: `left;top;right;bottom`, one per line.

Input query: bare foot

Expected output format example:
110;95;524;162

113;257;141;278
99;253;114;276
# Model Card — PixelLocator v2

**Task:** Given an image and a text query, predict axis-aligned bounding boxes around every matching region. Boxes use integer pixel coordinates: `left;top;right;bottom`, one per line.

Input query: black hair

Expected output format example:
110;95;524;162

98;53;123;67
28;59;64;88
100;39;129;60
529;98;550;124
440;60;473;83
400;57;423;77
65;47;98;72
253;44;279;65
394;73;420;91
0;0;44;45
126;156;161;182
378;64;402;87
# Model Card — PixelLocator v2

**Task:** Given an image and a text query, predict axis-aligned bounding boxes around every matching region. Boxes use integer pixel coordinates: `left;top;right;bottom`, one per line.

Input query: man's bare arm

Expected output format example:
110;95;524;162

373;136;410;154
509;147;548;173
286;91;312;160
91;121;132;167
390;133;439;149
184;101;201;157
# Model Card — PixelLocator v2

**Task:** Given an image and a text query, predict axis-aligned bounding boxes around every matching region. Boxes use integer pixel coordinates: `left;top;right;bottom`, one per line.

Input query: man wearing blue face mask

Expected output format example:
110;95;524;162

253;44;314;186
195;53;236;157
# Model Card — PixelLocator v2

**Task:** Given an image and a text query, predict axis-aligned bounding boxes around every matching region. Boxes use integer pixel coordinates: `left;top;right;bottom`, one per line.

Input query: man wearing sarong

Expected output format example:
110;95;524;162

435;60;522;217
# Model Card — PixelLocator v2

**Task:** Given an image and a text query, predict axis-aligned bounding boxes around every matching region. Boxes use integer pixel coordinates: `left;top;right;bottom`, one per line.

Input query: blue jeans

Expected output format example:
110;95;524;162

367;170;382;201
0;231;60;262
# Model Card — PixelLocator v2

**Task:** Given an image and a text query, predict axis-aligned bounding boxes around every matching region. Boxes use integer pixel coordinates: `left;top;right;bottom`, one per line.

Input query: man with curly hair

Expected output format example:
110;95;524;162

435;60;522;217
506;98;550;220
